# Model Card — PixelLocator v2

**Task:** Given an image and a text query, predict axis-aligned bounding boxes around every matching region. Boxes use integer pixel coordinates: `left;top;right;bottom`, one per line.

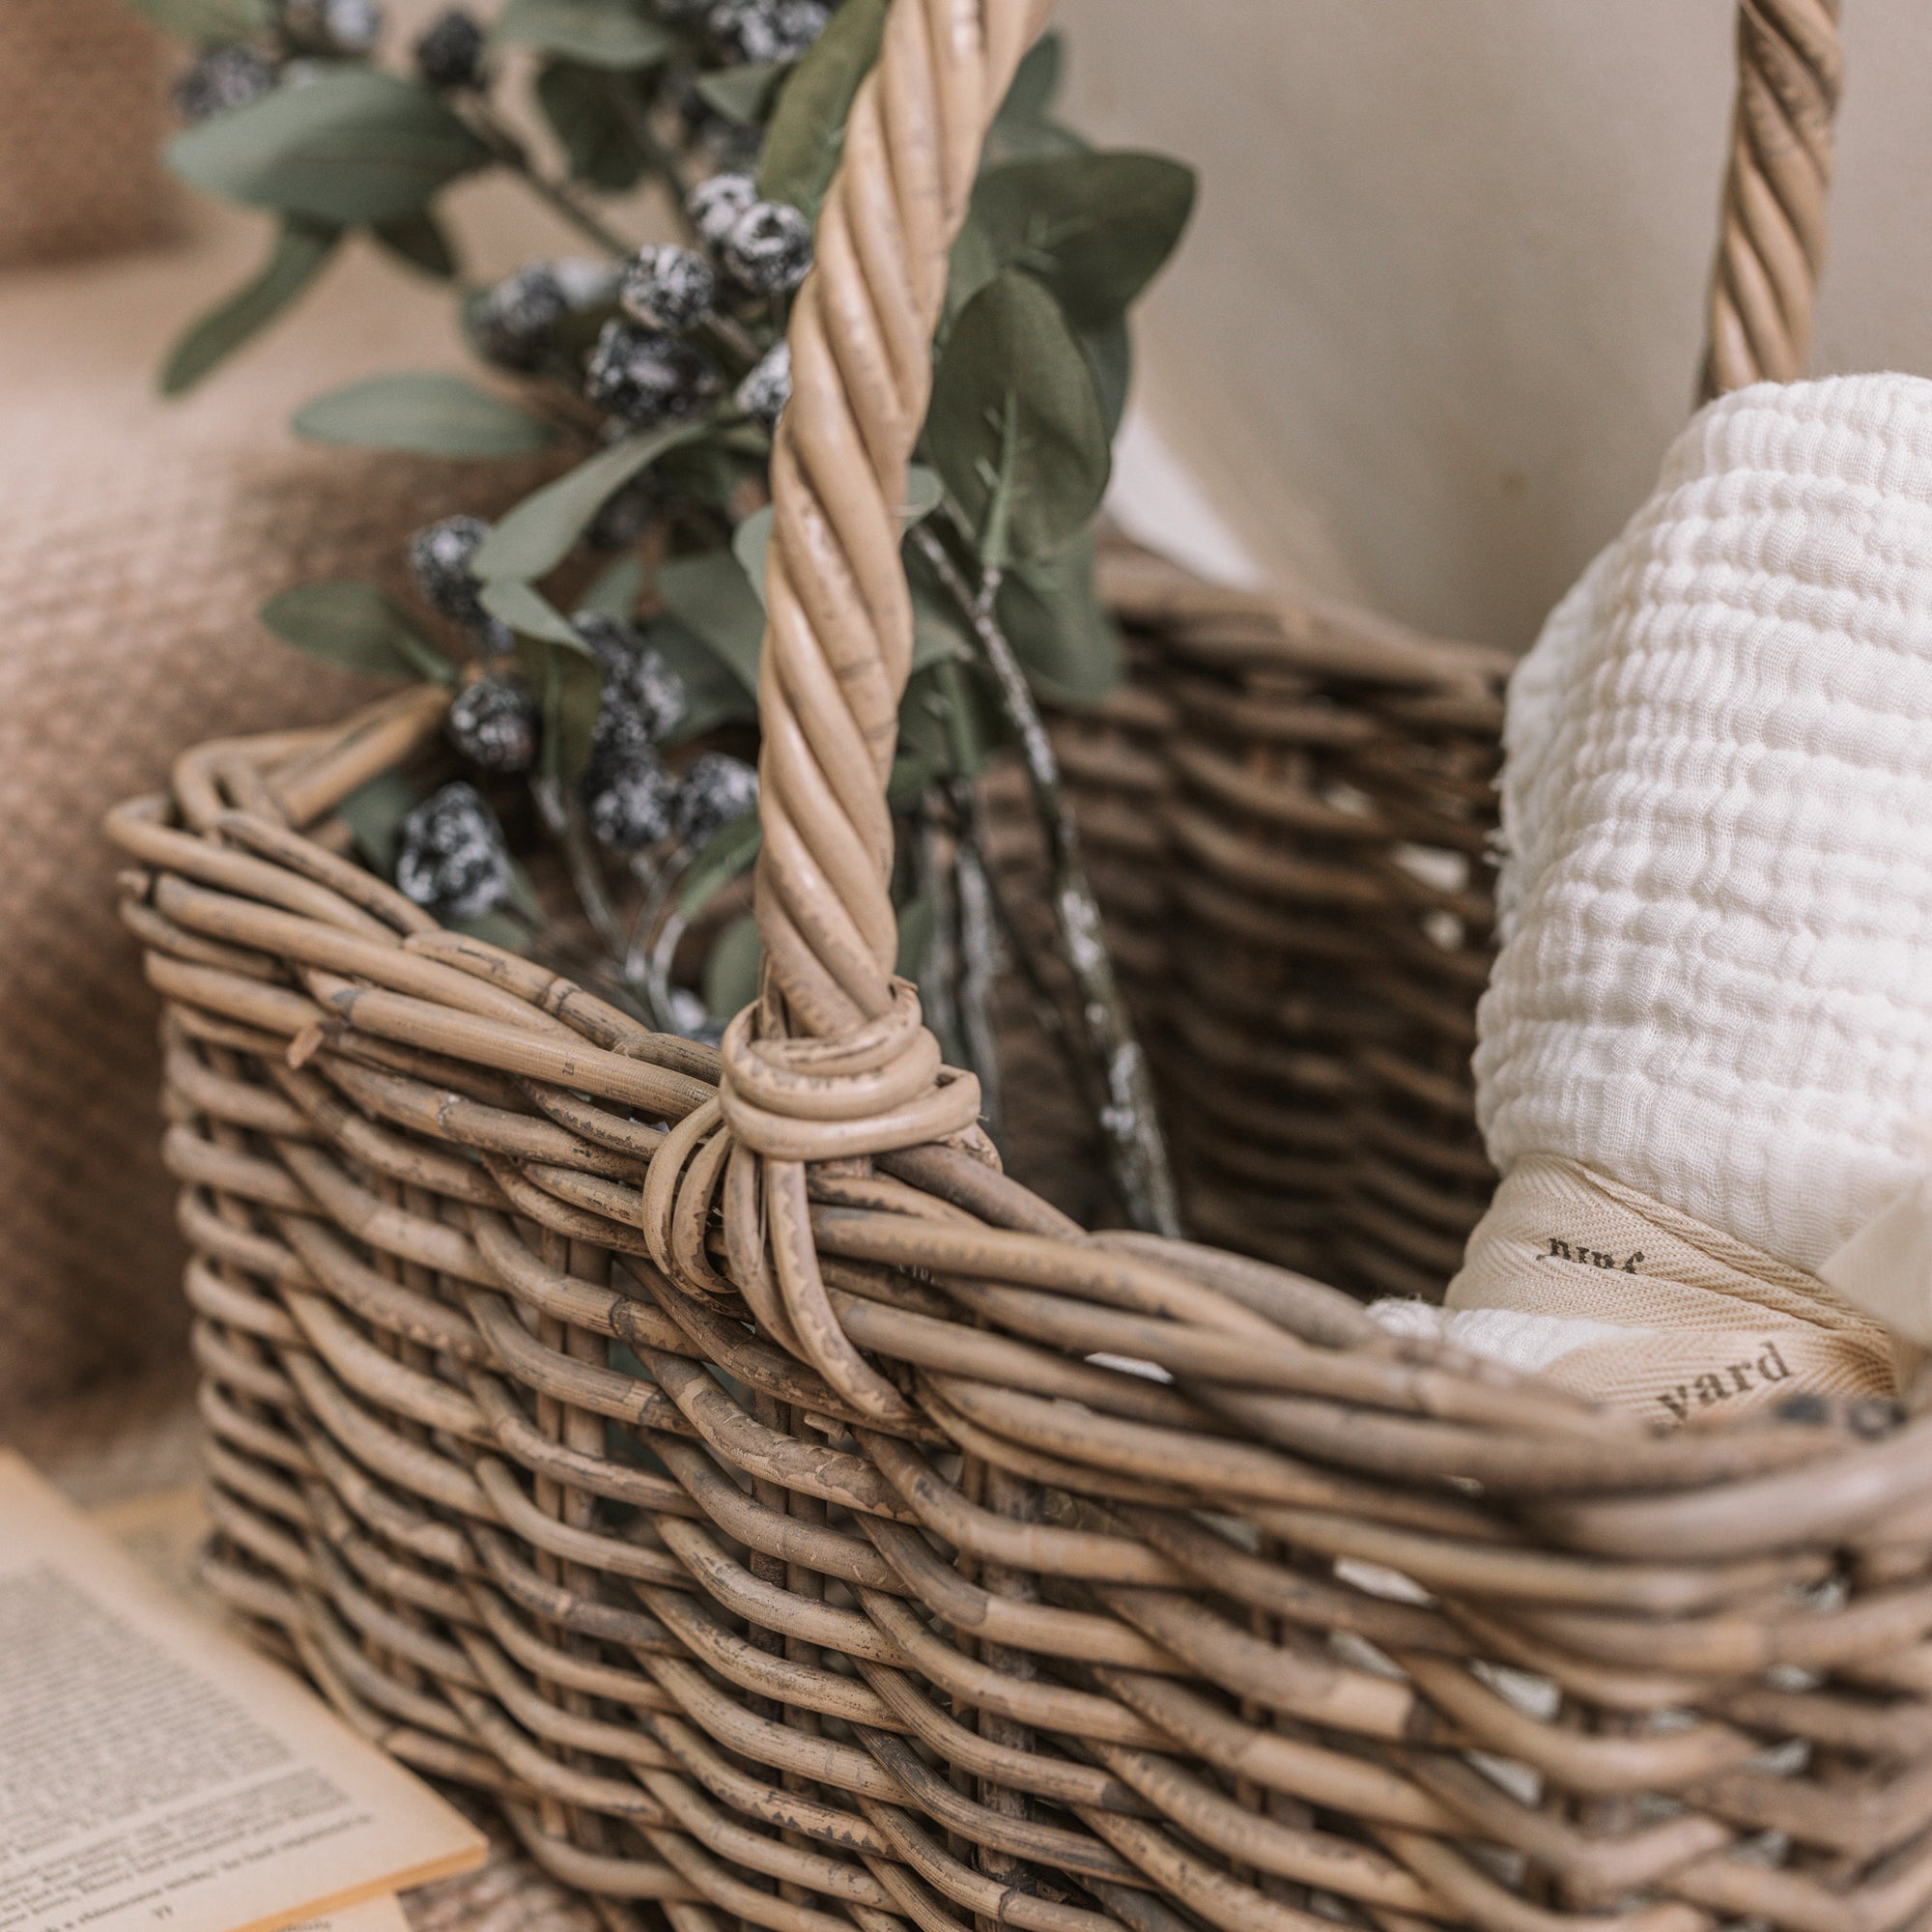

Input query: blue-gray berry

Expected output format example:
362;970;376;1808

583;749;674;852
687;173;756;248
446;676;537;774
469;264;568;371
619;245;716;334
671;752;758;848
577;612;687;747
552;255;620;311
735;341;790;428
584;474;657;552
710;0;829;63
395;782;512;920
277;0;382;54
174;45;277;122
667;985;724;1047
584;320;718;428
408;515;493;628
721;200;812;297
413;7;485;89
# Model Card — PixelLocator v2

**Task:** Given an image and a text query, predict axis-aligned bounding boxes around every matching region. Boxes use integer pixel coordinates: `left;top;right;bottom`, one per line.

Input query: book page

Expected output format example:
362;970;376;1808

0;1453;484;1932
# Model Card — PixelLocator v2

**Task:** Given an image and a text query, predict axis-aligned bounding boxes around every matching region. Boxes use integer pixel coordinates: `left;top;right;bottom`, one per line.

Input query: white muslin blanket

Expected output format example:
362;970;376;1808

1373;373;1932;1419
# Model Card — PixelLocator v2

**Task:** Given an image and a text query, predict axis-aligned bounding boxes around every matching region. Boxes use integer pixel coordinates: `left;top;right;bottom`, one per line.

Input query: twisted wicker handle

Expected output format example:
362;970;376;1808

1702;0;1844;399
716;0;1848;1372
726;0;1043;1102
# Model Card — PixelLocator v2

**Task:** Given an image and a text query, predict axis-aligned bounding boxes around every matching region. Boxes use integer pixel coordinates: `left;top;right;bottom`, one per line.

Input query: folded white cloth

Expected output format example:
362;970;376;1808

1374;374;1932;1403
1484;373;1932;1266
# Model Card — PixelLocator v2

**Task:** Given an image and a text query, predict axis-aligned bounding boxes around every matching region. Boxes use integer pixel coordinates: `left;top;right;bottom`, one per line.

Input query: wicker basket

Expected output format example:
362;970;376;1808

111;5;1932;1928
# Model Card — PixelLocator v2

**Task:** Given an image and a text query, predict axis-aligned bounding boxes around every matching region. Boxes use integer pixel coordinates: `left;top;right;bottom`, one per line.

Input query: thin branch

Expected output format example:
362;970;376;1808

914;525;1182;1236
947;781;1006;1142
530;774;675;1029
467;101;639;259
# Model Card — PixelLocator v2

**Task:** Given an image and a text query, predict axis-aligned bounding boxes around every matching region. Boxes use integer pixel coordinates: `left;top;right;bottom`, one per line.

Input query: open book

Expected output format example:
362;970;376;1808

0;1453;484;1932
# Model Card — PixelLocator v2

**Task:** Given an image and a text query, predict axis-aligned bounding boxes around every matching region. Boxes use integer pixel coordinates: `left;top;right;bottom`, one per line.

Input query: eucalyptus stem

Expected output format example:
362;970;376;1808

948;781;1006;1142
468;102;638;259
531;773;674;1028
913;526;1182;1236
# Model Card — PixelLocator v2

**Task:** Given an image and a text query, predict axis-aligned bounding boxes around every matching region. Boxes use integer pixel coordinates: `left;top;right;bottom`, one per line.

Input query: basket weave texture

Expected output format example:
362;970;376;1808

107;4;1932;1929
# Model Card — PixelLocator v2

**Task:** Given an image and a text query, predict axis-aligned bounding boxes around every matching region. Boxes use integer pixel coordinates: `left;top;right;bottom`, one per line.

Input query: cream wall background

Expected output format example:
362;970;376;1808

1052;0;1932;649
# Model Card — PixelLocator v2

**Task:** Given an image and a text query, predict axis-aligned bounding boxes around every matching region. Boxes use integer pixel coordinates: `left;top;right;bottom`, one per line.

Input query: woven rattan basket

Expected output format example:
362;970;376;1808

111;5;1932;1927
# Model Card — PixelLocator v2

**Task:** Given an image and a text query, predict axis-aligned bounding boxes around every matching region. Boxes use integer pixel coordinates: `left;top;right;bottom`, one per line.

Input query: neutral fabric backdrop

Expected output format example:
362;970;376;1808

1055;0;1932;647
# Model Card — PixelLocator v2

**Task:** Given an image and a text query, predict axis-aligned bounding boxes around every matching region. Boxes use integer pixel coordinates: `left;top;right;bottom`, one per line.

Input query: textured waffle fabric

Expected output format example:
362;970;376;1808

1477;373;1932;1273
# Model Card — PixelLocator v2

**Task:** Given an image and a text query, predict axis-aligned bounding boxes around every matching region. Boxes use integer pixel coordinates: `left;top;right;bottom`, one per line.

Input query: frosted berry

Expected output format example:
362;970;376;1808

671;752;758;847
277;0;382;54
584;320;718;428
584;473;657;552
413;7;486;89
552;255;620;311
619;245;716;334
174;46;277;122
687;172;756;248
578;612;687;747
711;0;829;63
583;749;674;852
735;341;790;428
470;264;567;370
667;985;724;1046
395;782;512;920
446;676;537;774
721;201;812;297
408;515;493;628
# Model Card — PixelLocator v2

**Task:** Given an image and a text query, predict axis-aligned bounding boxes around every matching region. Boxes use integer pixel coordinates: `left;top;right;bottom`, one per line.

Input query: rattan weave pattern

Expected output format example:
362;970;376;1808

107;3;1932;1928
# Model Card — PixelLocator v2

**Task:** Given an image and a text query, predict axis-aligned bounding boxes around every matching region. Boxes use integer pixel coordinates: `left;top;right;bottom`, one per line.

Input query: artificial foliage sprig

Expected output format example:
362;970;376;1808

130;0;1196;1231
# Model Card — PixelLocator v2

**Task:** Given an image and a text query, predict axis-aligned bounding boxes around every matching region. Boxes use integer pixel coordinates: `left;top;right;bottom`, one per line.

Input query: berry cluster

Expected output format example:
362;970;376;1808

172;0;387;123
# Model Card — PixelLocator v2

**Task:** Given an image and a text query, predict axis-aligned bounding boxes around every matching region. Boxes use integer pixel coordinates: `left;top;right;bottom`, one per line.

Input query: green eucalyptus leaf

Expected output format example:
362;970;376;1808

902;463;945;525
997;32;1063;127
648;617;757;741
702;911;763;1020
730;507;773;611
159;218;338;396
895;892;936;983
473;421;706;582
678;810;762;918
480;579;589;647
905;548;973;672
656;550;766;696
1079;311;1132;434
535;59;650;188
926;270;1110;566
696;62;788;124
582;554;646;616
515;635;604;781
895;658;1003;782
337;768;421;874
166;69;490;226
295;372;558;457
996;527;1122;705
372;209;460;279
128;0;270;43
497;0;672;69
449;906;535;951
953;151;1196;327
260;581;457;683
756;0;886;218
